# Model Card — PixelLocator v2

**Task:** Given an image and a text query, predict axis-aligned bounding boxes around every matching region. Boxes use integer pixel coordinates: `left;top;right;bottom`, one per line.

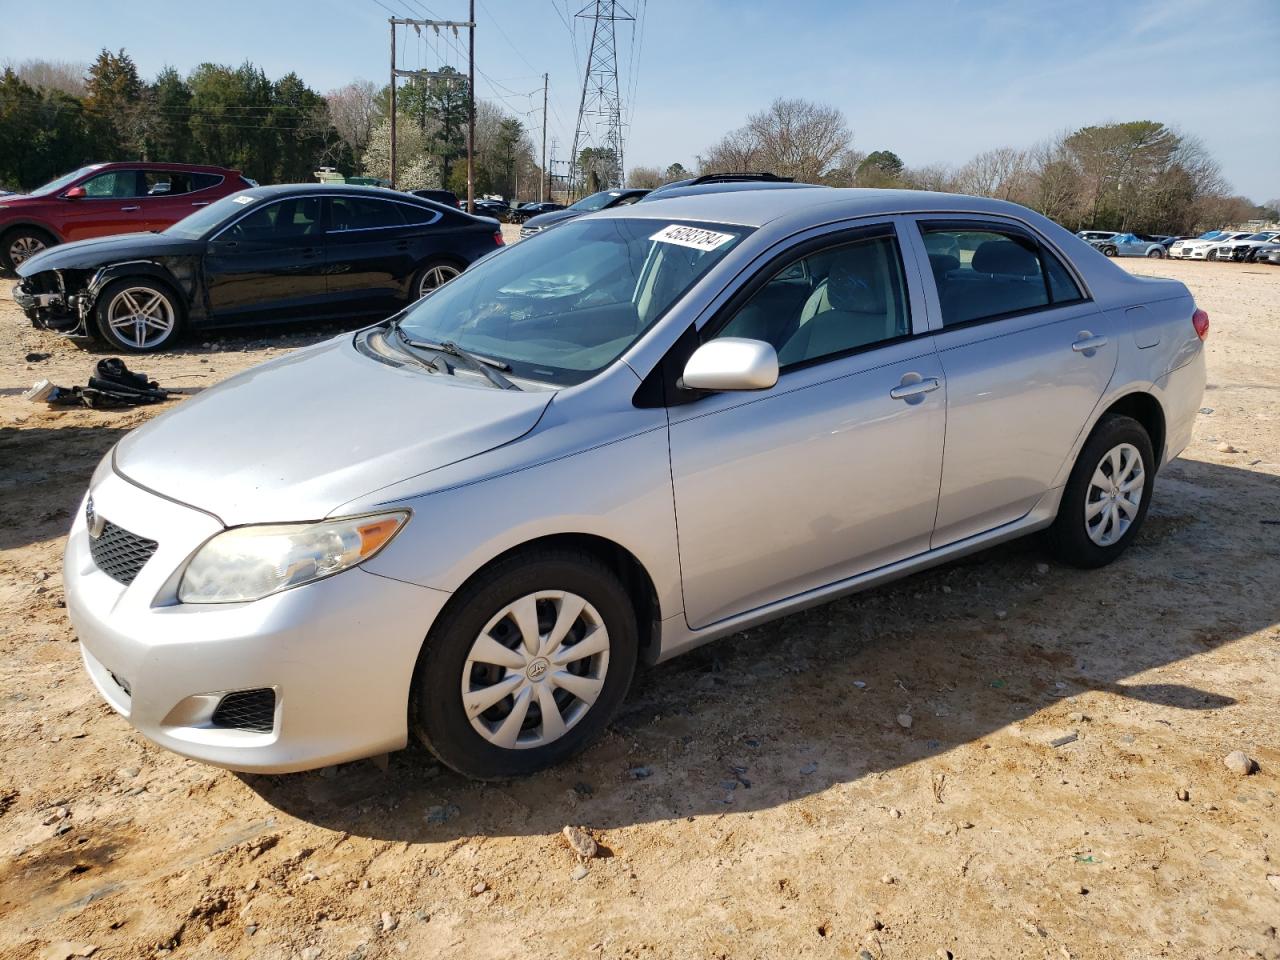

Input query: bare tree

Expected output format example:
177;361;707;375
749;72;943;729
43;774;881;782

904;162;956;193
627;165;663;189
699;98;851;181
953;147;1028;200
326;80;379;174
3;58;88;96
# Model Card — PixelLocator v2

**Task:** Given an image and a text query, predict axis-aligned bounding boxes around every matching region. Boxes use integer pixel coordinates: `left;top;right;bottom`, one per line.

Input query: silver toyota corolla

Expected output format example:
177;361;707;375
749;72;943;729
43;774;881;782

65;189;1208;779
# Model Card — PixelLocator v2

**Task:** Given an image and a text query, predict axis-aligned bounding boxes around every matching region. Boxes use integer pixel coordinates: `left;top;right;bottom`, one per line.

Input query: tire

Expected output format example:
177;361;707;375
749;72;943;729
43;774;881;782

1;226;56;273
1206;249;1218;262
412;259;464;299
93;278;185;353
1146;248;1164;258
1102;246;1118;257
1047;414;1155;569
413;548;639;779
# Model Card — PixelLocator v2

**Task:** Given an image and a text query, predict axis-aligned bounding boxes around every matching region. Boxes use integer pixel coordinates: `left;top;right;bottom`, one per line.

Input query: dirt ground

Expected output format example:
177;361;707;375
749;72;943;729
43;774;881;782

0;252;1277;960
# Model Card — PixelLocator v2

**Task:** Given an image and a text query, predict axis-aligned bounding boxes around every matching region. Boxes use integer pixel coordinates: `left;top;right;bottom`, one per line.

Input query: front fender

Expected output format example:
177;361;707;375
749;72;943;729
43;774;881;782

84;259;201;320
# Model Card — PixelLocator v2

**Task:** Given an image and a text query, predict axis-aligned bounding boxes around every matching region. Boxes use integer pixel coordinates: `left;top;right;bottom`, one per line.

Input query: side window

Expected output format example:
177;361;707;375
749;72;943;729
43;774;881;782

329;197;404;231
398;203;439;226
143;172;193;196
712;231;911;369
920;223;1083;327
81;170;143;198
189;172;224;192
224;197;322;242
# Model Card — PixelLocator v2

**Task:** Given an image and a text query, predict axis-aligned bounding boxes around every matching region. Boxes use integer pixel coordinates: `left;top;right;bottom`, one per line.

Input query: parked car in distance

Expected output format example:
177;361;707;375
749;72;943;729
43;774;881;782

1213;230;1280;261
63;188;1207;779
1169;230;1253;260
470;198;510;219
509;201;564;223
409;188;461;209
1091;233;1168;258
519;188;649;238
0;162;253;272
1257;244;1280;265
14;184;504;352
1077;230;1119;243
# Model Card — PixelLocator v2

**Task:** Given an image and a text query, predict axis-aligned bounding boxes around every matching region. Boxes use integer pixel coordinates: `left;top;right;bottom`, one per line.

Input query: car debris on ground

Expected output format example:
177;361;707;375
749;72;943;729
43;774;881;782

22;357;169;408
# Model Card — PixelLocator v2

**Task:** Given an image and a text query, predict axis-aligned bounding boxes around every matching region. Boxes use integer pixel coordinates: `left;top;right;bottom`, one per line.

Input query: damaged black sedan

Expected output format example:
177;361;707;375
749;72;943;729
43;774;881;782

12;184;504;352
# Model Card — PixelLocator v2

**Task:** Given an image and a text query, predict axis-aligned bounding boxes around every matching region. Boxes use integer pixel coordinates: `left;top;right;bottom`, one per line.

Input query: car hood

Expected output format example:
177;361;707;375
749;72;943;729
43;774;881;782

524;209;580;229
17;231;204;274
112;336;554;526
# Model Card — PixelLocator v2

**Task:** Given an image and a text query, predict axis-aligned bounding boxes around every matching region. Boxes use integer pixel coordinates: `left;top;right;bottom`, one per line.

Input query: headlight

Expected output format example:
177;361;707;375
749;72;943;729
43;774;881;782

178;512;408;603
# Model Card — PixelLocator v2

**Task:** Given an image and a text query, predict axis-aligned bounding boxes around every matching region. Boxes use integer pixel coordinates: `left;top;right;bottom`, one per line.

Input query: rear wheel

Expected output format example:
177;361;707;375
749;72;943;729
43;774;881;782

93;278;185;353
1102;246;1118;257
413;549;638;779
1;226;56;273
413;260;463;299
1047;414;1154;568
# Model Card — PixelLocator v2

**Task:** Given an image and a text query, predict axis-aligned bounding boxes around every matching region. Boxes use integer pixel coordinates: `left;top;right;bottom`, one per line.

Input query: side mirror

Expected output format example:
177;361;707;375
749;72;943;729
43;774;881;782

681;338;779;392
63;186;86;200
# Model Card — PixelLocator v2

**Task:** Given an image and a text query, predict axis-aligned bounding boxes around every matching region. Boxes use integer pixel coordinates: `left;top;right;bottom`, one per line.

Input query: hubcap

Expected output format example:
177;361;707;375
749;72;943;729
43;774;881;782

418;264;460;298
461;590;610;750
107;287;175;349
9;235;46;266
1085;442;1144;547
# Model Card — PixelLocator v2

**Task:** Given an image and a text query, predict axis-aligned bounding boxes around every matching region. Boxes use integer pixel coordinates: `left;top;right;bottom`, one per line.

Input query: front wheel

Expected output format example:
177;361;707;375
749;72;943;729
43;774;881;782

1047;414;1155;568
1102;246;1118;257
1206;249;1218;262
1;226;56;273
1146;248;1164;258
413;549;638;779
93;278;185;352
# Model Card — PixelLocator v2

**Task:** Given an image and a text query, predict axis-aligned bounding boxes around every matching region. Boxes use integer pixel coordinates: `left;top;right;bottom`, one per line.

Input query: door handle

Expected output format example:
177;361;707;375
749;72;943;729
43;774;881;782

191;201;210;207
1072;333;1109;354
890;376;941;401
120;205;141;212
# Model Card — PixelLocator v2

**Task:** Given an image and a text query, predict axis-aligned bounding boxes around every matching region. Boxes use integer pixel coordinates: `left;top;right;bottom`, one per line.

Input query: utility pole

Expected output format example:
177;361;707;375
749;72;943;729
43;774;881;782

570;1;633;196
386;14;476;197
389;20;397;187
540;73;548;202
467;0;476;212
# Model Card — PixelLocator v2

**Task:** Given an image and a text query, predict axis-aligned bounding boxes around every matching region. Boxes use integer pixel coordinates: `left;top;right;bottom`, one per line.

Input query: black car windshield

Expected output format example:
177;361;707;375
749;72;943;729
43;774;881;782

28;165;103;197
163;192;260;239
395;217;751;386
569;190;624;212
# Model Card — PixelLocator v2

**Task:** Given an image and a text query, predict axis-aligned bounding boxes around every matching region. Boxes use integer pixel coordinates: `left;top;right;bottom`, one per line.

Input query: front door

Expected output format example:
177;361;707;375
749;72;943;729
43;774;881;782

911;218;1117;547
204;195;328;323
59;168;153;240
667;224;947;629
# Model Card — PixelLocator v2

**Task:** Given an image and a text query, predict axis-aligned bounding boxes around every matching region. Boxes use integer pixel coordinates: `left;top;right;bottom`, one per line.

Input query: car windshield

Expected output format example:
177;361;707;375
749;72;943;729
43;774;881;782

394;217;751;386
164;193;260;239
28;164;103;197
1245;233;1272;241
569;190;623;212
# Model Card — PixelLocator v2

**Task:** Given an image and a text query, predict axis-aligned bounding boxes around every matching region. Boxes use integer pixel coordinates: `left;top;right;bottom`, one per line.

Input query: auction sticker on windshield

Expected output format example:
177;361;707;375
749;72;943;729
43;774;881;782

650;224;735;252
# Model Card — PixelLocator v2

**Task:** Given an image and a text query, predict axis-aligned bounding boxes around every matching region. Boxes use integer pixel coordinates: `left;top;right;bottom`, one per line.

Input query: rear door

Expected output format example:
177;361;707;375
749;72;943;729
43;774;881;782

667;221;946;629
59;168;152;240
324;196;418;313
908;217;1117;547
203;194;329;323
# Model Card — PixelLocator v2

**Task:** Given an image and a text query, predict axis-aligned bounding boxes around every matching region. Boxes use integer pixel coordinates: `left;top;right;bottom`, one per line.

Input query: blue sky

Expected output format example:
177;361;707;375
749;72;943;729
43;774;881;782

2;0;1276;200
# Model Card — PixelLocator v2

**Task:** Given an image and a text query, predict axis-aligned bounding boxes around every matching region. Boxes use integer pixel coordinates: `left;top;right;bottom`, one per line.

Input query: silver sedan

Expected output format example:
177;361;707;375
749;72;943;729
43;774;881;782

64;189;1207;779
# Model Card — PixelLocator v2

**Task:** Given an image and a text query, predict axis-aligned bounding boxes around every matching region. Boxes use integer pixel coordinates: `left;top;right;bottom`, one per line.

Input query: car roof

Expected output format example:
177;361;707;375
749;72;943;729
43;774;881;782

91;161;241;175
233;183;435;201
594;187;1055;230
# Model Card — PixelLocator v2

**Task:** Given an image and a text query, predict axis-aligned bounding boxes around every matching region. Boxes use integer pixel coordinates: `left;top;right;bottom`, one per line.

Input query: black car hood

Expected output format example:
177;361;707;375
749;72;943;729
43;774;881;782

17;232;204;275
523;209;581;230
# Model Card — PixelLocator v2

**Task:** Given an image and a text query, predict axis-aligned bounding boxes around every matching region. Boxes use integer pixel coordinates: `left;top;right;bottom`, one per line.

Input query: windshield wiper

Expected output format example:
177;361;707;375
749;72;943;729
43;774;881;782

396;329;520;390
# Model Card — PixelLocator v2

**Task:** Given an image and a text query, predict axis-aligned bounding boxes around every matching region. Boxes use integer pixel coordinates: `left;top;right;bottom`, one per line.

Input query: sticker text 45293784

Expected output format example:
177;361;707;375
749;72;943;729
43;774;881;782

650;224;735;252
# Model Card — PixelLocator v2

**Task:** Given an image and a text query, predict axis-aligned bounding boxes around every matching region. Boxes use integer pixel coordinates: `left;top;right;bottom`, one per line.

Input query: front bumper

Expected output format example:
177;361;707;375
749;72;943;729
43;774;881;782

12;277;91;336
65;463;450;773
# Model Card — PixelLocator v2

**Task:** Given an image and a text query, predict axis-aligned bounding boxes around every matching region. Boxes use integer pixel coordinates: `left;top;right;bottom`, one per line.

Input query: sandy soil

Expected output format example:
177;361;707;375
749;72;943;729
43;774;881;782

0;253;1277;960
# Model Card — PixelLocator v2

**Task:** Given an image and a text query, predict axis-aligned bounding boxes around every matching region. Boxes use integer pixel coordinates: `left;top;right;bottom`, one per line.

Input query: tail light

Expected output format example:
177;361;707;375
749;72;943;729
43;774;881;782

493;231;505;247
1192;308;1209;340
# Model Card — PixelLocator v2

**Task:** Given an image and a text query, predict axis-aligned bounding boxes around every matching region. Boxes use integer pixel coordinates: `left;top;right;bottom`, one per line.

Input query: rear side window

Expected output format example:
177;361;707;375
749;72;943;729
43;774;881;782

329;197;403;231
190;172;225;192
144;172;193;196
398;202;440;226
920;223;1084;327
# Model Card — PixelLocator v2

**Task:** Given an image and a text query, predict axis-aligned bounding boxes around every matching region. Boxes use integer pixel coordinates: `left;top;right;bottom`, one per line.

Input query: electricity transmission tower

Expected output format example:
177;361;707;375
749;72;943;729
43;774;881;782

569;1;633;197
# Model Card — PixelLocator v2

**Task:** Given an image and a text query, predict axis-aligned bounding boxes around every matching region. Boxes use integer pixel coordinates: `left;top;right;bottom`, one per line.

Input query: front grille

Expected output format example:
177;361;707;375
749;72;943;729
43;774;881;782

211;688;276;734
88;514;158;586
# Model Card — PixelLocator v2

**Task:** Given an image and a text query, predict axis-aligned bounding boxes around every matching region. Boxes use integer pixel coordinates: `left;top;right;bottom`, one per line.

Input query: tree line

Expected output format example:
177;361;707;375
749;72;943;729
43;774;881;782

682;98;1277;234
0;51;542;200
